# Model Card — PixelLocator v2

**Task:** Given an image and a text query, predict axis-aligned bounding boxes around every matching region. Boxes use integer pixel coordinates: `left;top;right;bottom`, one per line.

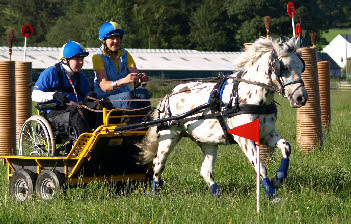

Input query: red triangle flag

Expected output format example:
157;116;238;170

228;118;260;145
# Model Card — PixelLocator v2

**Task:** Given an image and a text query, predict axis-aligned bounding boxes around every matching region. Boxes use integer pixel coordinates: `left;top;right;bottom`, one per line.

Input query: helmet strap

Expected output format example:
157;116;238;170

61;60;74;76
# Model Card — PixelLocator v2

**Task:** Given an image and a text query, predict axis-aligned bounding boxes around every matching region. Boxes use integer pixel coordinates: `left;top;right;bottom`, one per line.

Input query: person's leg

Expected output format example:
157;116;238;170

47;107;70;133
131;87;151;109
68;106;91;135
107;92;133;109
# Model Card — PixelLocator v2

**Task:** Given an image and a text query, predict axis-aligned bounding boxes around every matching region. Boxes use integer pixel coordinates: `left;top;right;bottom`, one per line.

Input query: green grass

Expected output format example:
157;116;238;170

1;91;351;223
321;28;351;43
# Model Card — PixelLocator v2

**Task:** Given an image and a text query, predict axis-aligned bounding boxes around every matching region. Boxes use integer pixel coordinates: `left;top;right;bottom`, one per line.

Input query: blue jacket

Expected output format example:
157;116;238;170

93;46;131;98
34;62;90;103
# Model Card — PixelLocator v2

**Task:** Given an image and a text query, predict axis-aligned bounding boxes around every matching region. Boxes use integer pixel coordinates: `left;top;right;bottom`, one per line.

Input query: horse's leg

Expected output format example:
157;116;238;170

235;136;278;201
198;143;219;197
152;127;182;194
261;129;291;188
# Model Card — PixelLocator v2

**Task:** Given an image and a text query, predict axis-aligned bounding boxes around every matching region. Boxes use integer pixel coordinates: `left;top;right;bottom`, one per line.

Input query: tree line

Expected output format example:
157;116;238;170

1;0;350;51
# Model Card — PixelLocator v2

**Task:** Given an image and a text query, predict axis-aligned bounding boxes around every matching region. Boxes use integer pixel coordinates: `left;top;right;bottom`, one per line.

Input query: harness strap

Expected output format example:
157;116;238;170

115;103;278;133
208;76;235;145
208;76;227;111
48;63;81;96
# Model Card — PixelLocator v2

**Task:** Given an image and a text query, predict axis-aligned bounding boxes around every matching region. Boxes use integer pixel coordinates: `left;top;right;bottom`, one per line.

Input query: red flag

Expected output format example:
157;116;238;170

228;119;260;145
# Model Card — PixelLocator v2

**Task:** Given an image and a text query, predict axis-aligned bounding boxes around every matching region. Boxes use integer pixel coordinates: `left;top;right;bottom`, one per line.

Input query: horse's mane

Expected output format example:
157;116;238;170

236;37;298;70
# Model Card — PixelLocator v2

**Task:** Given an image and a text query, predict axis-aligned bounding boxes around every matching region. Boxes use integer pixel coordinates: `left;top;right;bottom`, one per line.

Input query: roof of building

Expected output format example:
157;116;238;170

340;34;351;43
0;46;242;71
317;52;341;69
0;46;341;73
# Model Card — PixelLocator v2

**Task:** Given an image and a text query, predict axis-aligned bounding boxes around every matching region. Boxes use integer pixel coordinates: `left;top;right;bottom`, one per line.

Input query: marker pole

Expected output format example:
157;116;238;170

292;12;296;37
23;37;27;62
256;143;260;213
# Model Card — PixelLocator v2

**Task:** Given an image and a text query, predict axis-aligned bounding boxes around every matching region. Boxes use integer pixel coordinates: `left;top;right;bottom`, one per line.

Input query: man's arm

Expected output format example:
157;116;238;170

32;89;55;103
95;69;138;92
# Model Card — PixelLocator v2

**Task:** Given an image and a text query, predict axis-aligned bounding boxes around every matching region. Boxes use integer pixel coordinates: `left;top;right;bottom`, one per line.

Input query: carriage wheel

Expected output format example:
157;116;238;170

9;169;37;201
18;115;56;156
35;170;65;200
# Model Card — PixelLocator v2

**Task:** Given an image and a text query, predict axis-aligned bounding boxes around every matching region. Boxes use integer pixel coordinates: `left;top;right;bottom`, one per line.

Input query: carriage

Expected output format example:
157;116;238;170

0;106;153;201
1;36;307;202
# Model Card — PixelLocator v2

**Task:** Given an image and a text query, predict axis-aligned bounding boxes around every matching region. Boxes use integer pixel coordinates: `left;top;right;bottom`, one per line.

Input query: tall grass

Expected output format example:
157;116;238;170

1;91;351;223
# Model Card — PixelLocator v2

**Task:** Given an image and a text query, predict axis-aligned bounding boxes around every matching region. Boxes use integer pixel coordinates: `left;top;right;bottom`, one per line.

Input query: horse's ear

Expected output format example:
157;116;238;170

272;38;280;52
288;37;297;46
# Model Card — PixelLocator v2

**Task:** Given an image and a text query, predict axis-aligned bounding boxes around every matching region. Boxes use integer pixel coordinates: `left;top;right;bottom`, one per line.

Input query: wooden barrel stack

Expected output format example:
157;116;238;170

317;61;331;131
296;47;323;152
16;62;32;150
0;61;16;155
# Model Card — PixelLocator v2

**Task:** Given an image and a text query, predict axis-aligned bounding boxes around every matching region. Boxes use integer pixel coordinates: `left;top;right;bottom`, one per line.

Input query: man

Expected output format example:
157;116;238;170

32;40;94;136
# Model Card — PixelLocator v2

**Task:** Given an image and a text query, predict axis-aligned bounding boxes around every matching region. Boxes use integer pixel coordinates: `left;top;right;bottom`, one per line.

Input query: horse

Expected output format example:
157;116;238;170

139;36;308;201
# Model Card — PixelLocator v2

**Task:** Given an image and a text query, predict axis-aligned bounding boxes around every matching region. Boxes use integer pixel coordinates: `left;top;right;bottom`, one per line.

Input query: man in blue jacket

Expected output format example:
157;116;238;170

32;40;94;136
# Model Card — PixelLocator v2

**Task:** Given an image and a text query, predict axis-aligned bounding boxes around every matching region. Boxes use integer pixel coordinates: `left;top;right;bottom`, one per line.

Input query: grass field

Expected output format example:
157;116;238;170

321;28;351;49
1;90;351;223
322;28;351;43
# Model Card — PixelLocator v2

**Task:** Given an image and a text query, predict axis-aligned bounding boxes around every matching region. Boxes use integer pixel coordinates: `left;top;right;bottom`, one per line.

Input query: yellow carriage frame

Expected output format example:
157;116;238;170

1;108;152;200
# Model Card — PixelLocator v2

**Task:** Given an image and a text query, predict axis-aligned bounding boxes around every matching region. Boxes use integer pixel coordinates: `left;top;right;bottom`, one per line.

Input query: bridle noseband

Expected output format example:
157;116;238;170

268;51;305;96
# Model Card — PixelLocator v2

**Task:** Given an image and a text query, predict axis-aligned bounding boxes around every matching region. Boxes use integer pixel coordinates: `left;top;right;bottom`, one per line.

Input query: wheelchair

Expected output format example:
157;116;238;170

18;103;80;157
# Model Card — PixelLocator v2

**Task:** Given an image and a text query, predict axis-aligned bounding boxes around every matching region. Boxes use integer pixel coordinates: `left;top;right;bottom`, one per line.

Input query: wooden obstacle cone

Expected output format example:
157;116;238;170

0;61;16;155
16;61;32;150
296;47;323;152
317;61;331;131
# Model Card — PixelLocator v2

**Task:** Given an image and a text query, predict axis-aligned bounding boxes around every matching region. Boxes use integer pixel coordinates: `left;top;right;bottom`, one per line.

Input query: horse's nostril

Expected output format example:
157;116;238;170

297;96;303;102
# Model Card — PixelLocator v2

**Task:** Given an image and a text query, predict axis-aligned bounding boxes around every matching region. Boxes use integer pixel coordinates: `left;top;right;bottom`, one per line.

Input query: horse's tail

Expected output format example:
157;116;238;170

138;108;160;165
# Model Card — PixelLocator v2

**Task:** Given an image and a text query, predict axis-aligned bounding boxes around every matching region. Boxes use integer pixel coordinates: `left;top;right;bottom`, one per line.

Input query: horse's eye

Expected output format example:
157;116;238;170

279;62;288;72
281;66;288;71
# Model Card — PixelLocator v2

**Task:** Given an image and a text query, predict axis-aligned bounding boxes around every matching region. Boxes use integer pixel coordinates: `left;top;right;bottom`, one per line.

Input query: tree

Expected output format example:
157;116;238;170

224;0;334;47
190;0;238;51
0;0;68;46
131;0;197;49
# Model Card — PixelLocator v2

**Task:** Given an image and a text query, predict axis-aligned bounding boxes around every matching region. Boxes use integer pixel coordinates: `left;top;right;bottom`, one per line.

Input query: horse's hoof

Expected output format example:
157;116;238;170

262;178;278;201
151;179;163;197
271;196;281;204
151;189;158;197
271;176;283;189
210;183;220;198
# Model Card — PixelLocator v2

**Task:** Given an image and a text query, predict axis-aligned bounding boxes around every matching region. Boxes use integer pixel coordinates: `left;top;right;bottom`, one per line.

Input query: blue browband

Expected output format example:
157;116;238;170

282;77;303;87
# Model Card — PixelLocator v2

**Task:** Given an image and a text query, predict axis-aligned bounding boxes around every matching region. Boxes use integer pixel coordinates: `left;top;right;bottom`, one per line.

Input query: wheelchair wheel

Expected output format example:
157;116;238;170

18;115;56;156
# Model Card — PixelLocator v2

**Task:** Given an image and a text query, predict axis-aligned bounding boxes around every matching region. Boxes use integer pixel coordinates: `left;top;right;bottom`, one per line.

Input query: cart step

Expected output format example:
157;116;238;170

67;133;94;158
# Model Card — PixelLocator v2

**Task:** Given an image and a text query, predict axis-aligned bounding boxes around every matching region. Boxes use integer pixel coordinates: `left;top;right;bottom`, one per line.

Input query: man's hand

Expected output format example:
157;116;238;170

134;73;148;87
139;73;149;85
53;92;69;105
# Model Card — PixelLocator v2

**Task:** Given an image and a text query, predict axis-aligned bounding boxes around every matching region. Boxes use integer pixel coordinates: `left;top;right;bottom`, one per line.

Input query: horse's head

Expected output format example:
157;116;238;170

270;37;308;107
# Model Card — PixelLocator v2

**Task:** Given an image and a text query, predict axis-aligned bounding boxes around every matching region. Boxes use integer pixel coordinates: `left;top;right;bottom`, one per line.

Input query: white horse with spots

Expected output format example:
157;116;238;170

140;37;307;200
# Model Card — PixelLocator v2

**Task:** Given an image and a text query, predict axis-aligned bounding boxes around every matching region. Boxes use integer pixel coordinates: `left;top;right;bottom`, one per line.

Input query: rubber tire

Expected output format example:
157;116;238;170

35;170;65;200
9;169;37;201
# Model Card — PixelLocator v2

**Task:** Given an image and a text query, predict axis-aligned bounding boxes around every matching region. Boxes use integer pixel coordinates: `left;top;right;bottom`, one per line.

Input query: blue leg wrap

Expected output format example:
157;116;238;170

151;179;163;196
210;183;220;197
262;178;277;201
277;158;290;183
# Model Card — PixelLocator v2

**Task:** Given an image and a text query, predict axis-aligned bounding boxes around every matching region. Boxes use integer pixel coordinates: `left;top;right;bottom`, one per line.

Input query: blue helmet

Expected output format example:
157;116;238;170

99;21;125;41
60;40;89;60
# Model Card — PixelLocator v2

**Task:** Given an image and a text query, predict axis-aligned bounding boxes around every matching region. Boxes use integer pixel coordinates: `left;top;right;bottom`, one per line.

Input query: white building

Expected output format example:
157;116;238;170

0;46;342;81
323;34;351;69
0;46;242;80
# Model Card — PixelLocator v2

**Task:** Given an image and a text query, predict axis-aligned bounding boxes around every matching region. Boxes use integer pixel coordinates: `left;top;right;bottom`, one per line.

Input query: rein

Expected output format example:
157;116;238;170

227;76;280;93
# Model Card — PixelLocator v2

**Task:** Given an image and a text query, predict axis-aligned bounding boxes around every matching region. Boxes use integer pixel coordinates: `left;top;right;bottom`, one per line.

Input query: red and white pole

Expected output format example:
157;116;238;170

256;142;260;213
